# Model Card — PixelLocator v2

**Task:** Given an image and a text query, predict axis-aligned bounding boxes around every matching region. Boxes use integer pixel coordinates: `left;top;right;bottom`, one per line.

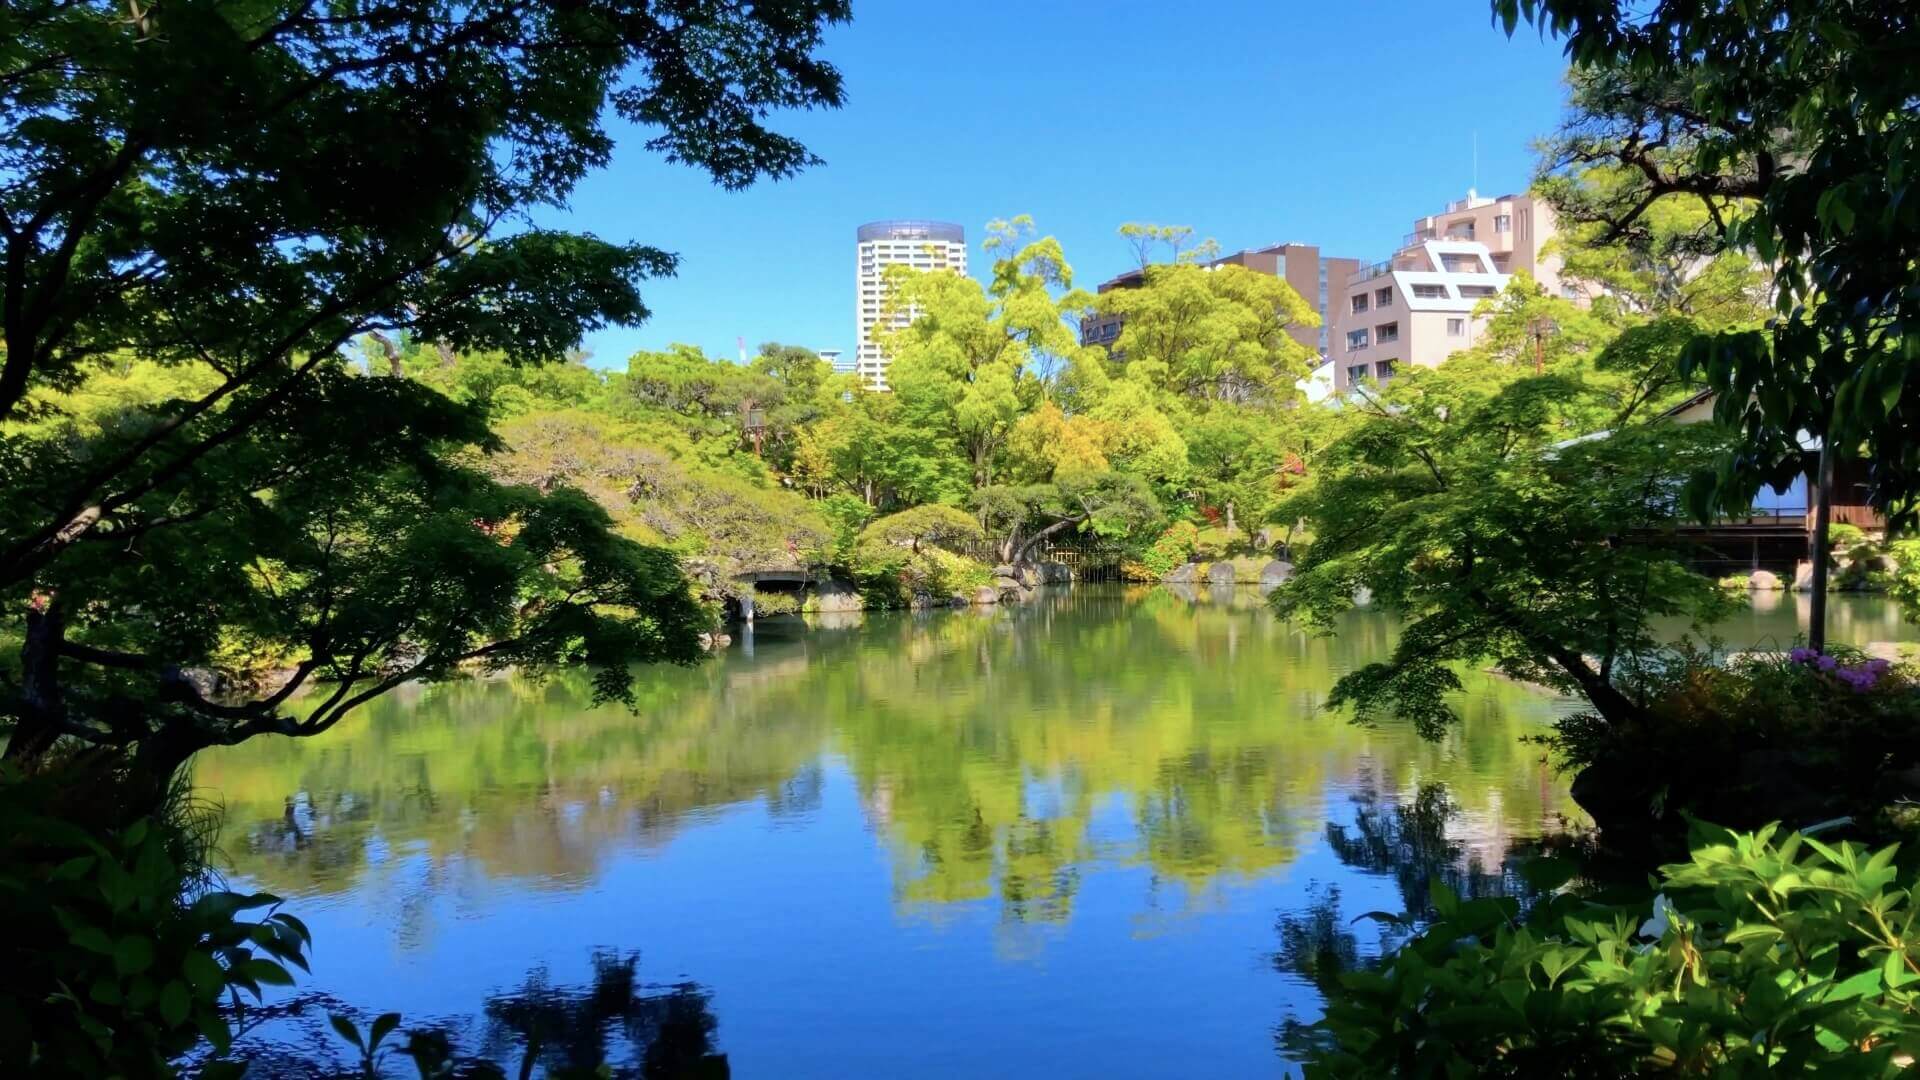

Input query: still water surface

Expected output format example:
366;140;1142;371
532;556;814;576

194;586;1918;1077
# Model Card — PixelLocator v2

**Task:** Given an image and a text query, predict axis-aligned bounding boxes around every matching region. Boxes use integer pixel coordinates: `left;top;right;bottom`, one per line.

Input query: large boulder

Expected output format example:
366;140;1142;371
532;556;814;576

808;579;864;613
1260;560;1293;587
990;563;1042;587
1164;562;1199;584
1792;560;1815;592
972;586;1001;606
1205;562;1237;585
1036;562;1072;585
1749;569;1783;591
1352;585;1374;607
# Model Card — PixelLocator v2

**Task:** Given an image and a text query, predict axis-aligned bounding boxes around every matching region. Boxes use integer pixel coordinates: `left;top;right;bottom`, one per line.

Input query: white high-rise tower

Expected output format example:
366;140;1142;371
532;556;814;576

854;220;967;390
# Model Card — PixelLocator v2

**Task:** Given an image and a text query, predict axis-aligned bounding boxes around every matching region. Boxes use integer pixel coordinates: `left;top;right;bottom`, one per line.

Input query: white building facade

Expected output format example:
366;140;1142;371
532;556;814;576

1329;190;1569;392
1332;240;1511;391
855;219;966;390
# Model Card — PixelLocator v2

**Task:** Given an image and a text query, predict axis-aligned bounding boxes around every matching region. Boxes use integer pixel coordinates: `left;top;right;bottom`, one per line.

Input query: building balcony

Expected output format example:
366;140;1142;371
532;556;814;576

1348;253;1427;285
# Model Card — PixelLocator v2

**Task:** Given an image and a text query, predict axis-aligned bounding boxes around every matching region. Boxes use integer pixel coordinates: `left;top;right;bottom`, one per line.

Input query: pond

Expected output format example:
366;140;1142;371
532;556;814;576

193;586;1918;1077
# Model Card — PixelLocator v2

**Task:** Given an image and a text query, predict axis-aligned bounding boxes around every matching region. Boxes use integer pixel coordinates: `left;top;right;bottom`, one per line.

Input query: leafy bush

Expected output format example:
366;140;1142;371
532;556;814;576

1133;521;1200;580
1829;522;1868;547
1545;644;1920;832
855;504;984;556
0;772;310;1078
851;544;992;604
1297;823;1920;1077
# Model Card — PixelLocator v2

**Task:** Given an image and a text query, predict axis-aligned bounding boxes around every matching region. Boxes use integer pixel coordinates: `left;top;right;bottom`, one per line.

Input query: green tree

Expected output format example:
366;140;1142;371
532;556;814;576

1503;0;1920;650
0;0;848;801
791;392;967;509
972;472;1162;566
1092;260;1317;404
1274;348;1733;737
488;410;830;570
880;217;1092;486
1184;405;1286;541
856;504;983;556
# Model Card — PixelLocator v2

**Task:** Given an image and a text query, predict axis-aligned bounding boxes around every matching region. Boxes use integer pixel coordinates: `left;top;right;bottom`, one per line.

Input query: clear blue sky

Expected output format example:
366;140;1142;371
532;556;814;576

541;0;1574;368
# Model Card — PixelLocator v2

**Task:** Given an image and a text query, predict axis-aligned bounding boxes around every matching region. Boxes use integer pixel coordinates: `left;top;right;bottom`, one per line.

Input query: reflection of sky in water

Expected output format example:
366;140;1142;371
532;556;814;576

194;590;1920;1077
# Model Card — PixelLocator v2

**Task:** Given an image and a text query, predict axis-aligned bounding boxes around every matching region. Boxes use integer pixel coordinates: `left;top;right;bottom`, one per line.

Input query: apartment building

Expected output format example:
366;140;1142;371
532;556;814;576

855;219;967;390
1080;242;1359;358
1329;190;1566;392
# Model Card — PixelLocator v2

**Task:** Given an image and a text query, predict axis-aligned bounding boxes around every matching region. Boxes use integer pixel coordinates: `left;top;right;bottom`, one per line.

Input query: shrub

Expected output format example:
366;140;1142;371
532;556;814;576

1544;644;1920;833
744;586;801;617
1134;521;1200;579
0;771;310;1078
1297;823;1920;1077
1829;522;1868;547
855;504;984;556
851;545;992;604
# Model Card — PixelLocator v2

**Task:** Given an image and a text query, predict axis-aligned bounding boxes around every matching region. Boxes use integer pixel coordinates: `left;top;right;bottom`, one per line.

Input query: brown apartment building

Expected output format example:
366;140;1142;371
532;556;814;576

1079;242;1360;359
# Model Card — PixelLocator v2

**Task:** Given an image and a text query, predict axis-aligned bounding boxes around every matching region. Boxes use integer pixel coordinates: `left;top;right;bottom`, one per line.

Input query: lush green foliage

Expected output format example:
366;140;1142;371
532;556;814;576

1509;0;1920;649
1547;645;1920;832
1525;0;1917;502
1300;823;1920;1077
1274;320;1737;737
0;772;309;1078
1132;522;1202;580
1273;153;1772;741
0;0;849;790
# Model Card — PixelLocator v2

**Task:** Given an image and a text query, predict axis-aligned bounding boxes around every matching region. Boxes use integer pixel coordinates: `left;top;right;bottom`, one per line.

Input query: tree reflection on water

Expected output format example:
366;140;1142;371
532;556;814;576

1270;781;1570;1061
213;951;727;1079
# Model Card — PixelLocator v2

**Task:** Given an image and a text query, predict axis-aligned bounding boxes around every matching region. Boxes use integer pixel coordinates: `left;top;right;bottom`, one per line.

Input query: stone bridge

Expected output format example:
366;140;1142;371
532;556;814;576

729;564;817;620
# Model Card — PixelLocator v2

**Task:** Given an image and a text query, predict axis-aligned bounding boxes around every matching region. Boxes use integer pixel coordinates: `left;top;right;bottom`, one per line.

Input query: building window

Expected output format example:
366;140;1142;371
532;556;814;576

1350;294;1369;315
1562;282;1582;299
1494;214;1512;233
1441;253;1483;273
1374;359;1396;380
1346;363;1370;385
1447;318;1467;337
1375;286;1392;307
1444;221;1475;240
1458;285;1498;299
1346;328;1369;351
1374;321;1399;344
1412;284;1448;299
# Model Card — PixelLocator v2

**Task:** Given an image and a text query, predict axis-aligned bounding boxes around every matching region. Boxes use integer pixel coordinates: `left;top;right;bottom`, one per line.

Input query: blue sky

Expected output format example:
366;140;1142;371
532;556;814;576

541;0;1575;368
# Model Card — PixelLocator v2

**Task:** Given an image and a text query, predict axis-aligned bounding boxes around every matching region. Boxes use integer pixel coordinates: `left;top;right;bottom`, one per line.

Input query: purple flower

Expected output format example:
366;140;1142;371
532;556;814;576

1790;647;1816;663
1817;654;1839;672
1869;658;1893;674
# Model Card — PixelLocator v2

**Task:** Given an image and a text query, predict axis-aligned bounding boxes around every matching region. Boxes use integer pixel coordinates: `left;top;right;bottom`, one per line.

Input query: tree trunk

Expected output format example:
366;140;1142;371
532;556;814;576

1224;501;1236;540
3;599;67;768
369;330;405;377
1809;442;1835;654
1015;517;1083;567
